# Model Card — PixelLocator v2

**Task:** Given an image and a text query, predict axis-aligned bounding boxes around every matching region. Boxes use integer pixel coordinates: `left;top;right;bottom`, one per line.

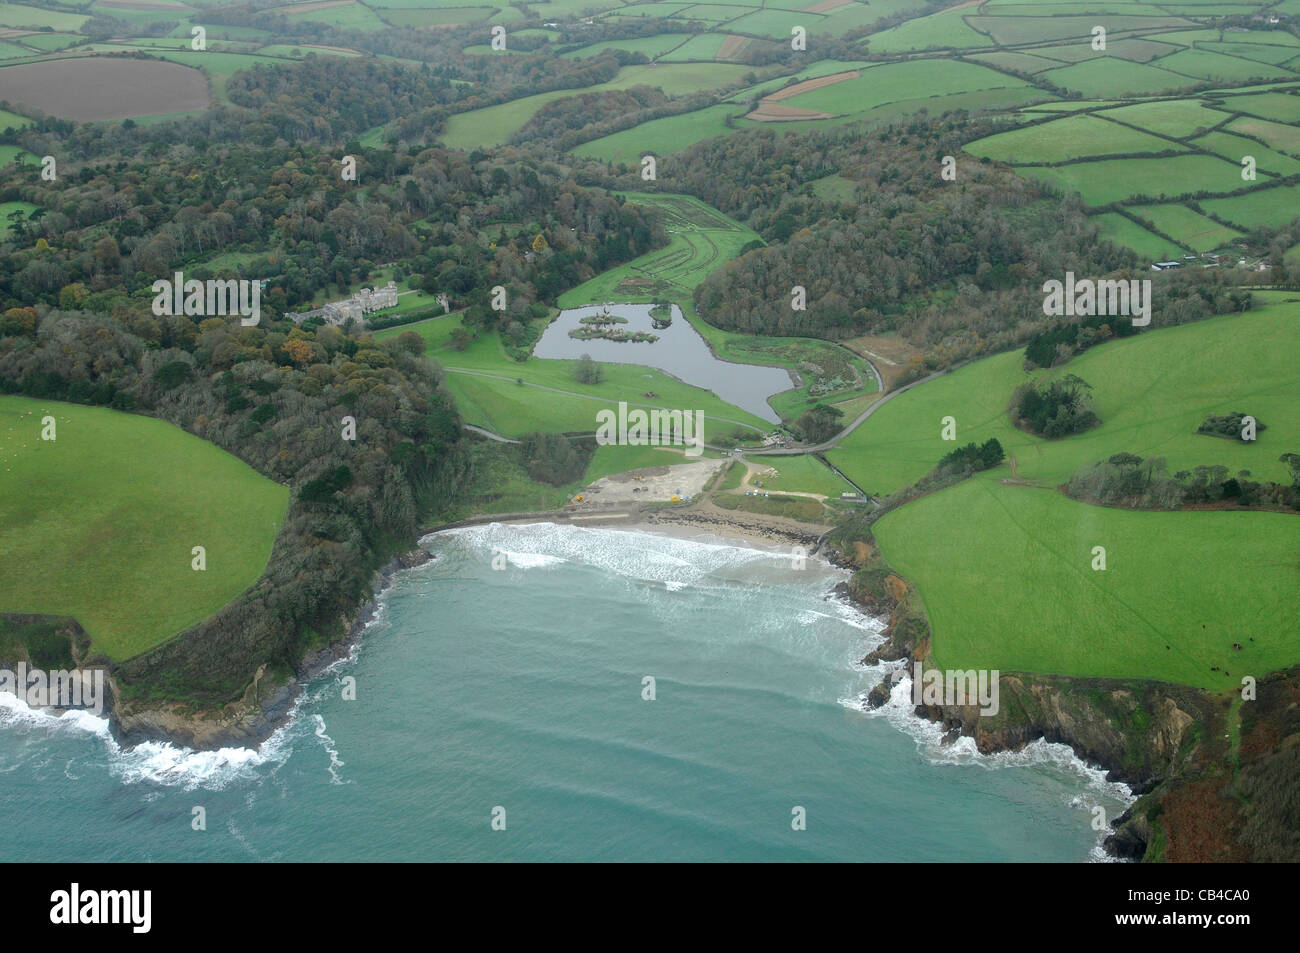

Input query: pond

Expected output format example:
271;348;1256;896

533;304;792;424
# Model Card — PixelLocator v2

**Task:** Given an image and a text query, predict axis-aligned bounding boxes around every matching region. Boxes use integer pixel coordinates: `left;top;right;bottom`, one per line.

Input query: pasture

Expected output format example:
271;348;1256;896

0;396;287;661
828;300;1300;498
572;103;744;164
1129;203;1241;252
1021;153;1243;206
965;113;1186;163
1093;211;1183;258
874;474;1299;691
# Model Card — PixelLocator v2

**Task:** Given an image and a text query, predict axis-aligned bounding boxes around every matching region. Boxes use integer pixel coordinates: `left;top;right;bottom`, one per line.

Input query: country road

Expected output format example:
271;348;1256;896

747;365;955;456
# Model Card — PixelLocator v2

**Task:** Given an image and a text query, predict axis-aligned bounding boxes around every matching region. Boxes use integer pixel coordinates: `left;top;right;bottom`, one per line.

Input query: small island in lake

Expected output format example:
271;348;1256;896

569;309;658;342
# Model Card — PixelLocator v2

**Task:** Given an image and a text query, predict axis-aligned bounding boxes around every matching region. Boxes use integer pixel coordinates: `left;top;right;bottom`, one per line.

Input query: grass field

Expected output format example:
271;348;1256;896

1219;90;1300;123
0;145;30;169
966;114;1186;163
441;62;751;149
1227;114;1300;156
874;474;1298;691
572;103;744;164
0;397;287;661
1190;130;1300;177
853;299;1300;692
865;6;991;53
1095;99;1229;137
1199;182;1300;228
780;59;1028;115
1157;47;1297;83
1093;211;1185;258
828;299;1300;498
1038;58;1190;98
1130;202;1241;251
562;34;688;59
0;3;90;30
1022;153;1243;206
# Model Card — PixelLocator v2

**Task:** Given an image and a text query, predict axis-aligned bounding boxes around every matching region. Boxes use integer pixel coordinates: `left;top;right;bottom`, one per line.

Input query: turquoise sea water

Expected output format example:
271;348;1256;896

0;523;1130;862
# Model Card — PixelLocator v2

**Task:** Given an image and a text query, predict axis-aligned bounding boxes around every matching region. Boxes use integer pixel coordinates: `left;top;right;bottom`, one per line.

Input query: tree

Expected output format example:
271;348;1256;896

574;353;602;385
448;327;472;351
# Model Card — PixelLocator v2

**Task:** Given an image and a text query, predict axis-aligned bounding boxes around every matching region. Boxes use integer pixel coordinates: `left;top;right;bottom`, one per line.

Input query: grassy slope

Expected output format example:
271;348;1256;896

874;472;1298;690
828;300;1300;496
0;397;287;661
843;300;1300;691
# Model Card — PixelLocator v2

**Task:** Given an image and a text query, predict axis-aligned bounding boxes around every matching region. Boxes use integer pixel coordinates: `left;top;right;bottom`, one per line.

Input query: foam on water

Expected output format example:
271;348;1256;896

430;521;828;591
0;521;1134;860
0;617;377;792
846;665;1135;861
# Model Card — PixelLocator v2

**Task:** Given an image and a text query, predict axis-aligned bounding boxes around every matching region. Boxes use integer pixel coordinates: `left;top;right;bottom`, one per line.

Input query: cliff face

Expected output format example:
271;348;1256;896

106;548;433;751
913;675;1213;789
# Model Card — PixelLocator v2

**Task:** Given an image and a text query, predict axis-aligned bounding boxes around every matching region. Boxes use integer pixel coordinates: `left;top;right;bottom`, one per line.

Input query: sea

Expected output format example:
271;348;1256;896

0;522;1132;862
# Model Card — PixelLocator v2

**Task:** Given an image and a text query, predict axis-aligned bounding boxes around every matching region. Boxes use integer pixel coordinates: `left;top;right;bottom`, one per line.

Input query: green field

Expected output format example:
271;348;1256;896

853;300;1300;691
441;62;752;149
828;300;1300;498
0;3;89;30
1130;202;1241;251
1218;90;1300;123
968;14;1195;46
1198;182;1300;228
966;114;1185;163
1039;58;1189;98
572;103;744;164
1095;98;1230;137
1227;114;1300;156
865;6;991;53
0;145;29;168
0;397;288;661
1157;47;1297;83
874;474;1298;690
1022;153;1243;206
659;32;728;60
1093;211;1185;258
556;192;761;304
781;59;1028;115
1190;130;1300;177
